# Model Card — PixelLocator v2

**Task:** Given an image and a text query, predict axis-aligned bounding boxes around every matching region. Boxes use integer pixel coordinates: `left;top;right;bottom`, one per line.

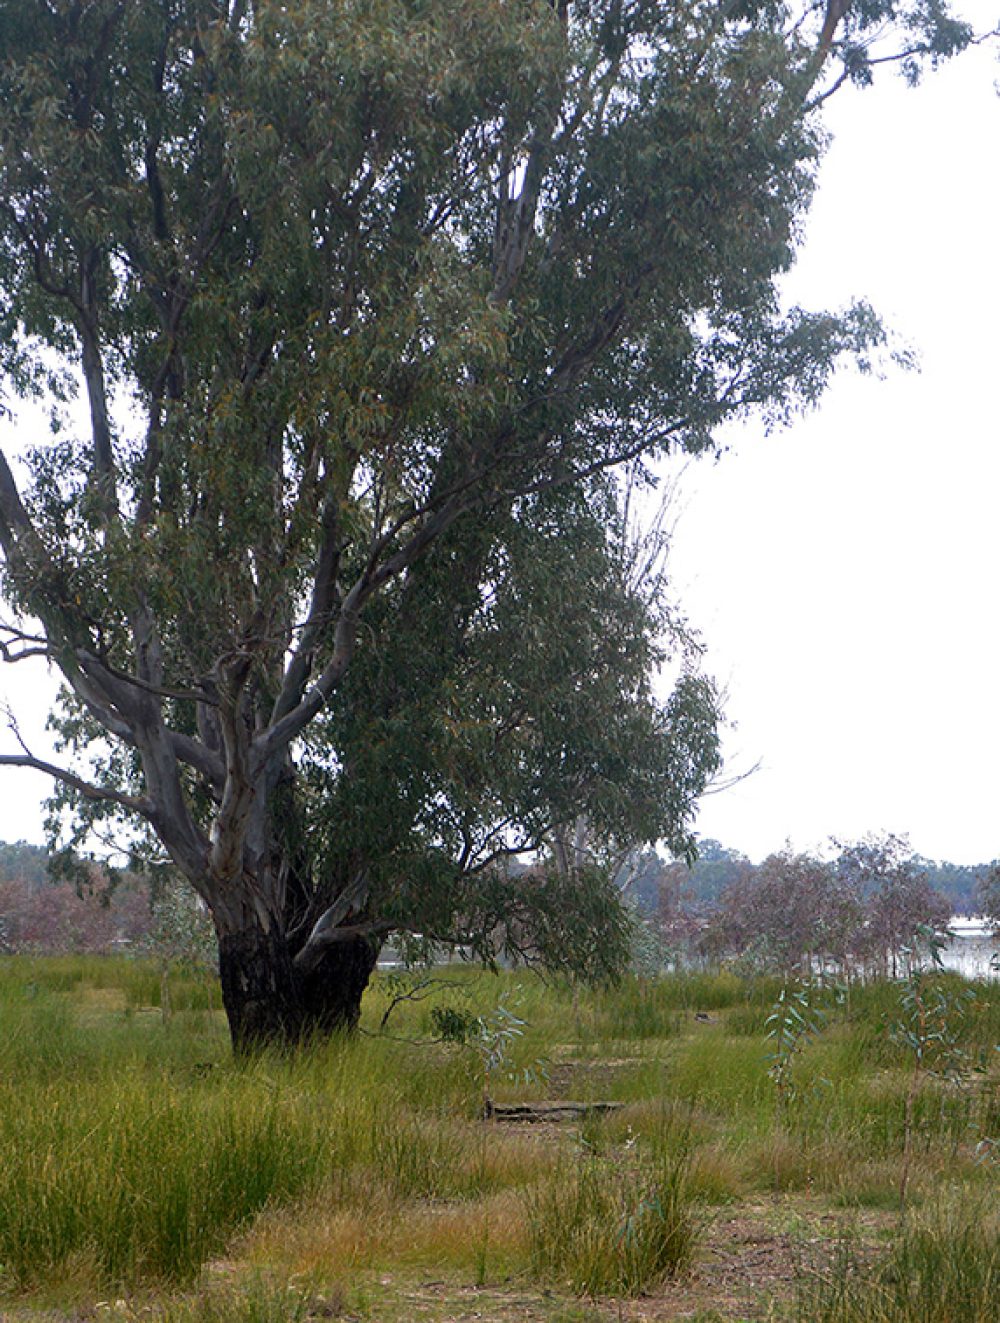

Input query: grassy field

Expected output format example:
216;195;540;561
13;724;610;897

0;957;998;1321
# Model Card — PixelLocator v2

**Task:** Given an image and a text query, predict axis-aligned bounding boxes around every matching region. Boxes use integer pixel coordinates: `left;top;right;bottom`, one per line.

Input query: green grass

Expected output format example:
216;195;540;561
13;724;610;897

797;1203;1000;1322
0;1064;326;1285
0;955;998;1319
0;952;220;1011
525;1146;697;1296
51;1273;339;1323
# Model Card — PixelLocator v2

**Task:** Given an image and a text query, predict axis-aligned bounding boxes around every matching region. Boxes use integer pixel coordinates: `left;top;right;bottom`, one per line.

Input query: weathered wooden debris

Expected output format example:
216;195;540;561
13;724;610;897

482;1099;625;1123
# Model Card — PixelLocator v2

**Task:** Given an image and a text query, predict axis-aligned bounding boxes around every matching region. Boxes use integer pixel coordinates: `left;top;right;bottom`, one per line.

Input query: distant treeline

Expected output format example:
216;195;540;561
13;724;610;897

4;837;992;915
628;839;996;917
1;837;996;973
0;871;151;955
0;841;50;888
0;844;217;962
623;834;1000;979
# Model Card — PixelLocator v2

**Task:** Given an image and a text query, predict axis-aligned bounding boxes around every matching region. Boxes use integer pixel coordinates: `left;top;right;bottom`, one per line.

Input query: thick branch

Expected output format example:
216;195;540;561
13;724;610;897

294;919;396;973
490;0;571;303
0;451;90;661
817;0;851;61
135;733;212;886
0;449;45;559
269;486;344;727
170;730;225;787
208;650;259;881
78;249;119;516
257;492;472;762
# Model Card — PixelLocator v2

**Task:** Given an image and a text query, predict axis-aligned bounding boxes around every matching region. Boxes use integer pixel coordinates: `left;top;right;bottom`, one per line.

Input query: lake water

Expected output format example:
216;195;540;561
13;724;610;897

941;917;998;980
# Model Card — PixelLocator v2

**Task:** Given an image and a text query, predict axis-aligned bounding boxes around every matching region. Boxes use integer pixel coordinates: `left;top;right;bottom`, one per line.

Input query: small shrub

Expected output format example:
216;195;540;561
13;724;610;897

429;1004;478;1043
766;979;834;1121
889;929;981;1209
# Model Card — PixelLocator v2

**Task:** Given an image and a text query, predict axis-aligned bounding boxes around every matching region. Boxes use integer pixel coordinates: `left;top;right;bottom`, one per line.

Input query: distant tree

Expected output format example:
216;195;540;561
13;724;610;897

974;864;1000;937
656;859;689;935
651;861;704;964
654;842;755;963
696;841;739;863
835;834;951;978
818;872;868;978
672;840;755;908
0;874;142;954
615;848;668;917
920;859;992;915
696;865;762;968
697;848;859;976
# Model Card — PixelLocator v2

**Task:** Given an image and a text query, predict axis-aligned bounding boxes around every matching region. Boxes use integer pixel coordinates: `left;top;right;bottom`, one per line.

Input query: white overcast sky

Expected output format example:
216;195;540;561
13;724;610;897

0;10;998;864
670;11;1000;863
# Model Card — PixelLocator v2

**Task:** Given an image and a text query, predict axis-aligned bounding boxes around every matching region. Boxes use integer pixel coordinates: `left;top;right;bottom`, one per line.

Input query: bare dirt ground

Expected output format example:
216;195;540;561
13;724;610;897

320;1199;889;1323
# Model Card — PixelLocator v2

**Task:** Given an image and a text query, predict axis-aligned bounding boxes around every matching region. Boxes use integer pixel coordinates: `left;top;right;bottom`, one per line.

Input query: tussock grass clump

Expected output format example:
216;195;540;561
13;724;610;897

669;1033;771;1118
686;1144;748;1204
0;1072;330;1286
797;1204;1000;1322
243;1184;532;1282
592;977;682;1040
0;979;226;1083
367;1112;510;1200
672;970;784;1011
726;1002;774;1036
525;1148;698;1296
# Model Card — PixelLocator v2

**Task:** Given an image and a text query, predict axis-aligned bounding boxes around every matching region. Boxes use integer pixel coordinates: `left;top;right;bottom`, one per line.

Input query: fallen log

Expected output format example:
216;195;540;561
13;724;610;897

483;1099;625;1122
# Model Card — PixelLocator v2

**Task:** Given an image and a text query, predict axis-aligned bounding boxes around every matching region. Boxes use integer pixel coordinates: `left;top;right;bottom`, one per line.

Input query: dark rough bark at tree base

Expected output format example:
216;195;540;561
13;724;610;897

218;924;379;1054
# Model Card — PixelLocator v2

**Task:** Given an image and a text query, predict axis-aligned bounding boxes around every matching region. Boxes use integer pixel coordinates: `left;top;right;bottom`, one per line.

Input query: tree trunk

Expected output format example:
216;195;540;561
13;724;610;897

217;919;379;1054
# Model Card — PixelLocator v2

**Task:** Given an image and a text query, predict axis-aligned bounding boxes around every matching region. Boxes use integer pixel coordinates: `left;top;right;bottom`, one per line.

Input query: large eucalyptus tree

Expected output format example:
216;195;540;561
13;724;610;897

0;0;976;1049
